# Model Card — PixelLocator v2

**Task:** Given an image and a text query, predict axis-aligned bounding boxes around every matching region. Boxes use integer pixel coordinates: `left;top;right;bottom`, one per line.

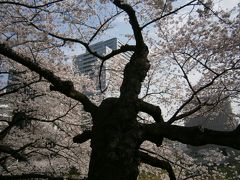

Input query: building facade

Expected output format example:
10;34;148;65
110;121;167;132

74;38;132;94
185;99;238;158
185;100;236;131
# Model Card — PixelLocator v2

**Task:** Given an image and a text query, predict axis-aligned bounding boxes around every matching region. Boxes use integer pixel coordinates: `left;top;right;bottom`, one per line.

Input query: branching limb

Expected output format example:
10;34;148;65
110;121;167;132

0;145;27;161
73;130;92;144
139;151;176;180
137;100;164;123
98;44;135;92
88;9;124;44
142;123;240;150
168;69;228;124
0;75;42;97
112;1;150;101
0;43;97;114
112;0;144;47
0;111;29;140
0;140;38;162
0;0;63;9
30;103;80;124
137;100;164;145
197;0;230;24
141;0;197;30
29;22;135;61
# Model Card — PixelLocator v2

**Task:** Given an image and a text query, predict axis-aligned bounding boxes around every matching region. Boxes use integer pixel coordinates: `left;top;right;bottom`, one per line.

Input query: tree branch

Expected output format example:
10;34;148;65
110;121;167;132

0;43;97;114
88;9;124;44
0;112;28;140
0;140;39;162
0;0;63;9
137;100;164;123
142;123;240;150
168;69;227;124
139;151;176;180
111;1;150;101
197;0;230;24
0;145;27;161
29;22;135;61
141;0;197;30
0;75;42;97
112;0;144;47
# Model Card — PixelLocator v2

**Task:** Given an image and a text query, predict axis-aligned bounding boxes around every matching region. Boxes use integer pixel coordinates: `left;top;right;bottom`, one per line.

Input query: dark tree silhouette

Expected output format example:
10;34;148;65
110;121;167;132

0;0;240;179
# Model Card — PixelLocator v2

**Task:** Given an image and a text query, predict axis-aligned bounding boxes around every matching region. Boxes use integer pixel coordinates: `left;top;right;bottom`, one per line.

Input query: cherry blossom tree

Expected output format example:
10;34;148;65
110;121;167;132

0;58;96;178
0;0;240;179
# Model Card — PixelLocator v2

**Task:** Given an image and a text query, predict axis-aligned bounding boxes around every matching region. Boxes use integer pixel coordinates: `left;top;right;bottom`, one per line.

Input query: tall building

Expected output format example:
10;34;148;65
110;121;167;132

185;99;238;157
185;100;236;131
74;38;133;93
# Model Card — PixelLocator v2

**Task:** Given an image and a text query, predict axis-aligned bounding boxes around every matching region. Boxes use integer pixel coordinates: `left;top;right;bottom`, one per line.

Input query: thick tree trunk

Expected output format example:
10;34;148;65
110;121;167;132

87;98;142;180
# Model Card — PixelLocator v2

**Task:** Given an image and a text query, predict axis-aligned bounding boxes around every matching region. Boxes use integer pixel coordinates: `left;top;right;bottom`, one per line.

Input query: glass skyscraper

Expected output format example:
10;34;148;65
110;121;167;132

74;38;133;93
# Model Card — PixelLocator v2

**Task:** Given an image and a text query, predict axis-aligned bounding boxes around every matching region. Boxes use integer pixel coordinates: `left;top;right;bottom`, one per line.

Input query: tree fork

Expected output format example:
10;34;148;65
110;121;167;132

0;43;97;114
139;151;176;180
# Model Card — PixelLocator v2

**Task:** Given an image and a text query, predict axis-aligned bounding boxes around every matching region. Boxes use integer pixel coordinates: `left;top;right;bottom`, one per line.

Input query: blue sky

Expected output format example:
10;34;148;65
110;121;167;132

67;0;239;57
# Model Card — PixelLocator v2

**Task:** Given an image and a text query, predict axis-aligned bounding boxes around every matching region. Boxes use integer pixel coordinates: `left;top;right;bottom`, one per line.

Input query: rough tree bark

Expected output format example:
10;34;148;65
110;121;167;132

86;1;151;179
88;98;142;180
